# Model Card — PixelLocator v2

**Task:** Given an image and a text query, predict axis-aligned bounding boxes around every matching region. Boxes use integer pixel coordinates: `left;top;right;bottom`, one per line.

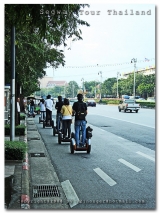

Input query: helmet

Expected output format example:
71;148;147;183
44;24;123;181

77;93;83;101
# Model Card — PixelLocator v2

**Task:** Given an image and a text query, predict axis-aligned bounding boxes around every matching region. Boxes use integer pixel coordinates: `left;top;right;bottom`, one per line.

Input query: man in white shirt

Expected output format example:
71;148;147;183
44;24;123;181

45;95;53;124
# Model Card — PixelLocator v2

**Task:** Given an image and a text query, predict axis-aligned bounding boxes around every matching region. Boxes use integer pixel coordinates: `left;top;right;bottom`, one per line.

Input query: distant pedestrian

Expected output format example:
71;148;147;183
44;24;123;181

30;99;35;114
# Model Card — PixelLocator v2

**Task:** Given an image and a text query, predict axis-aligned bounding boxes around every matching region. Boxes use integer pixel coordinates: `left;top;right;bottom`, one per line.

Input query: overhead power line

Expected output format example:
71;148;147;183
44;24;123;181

55;58;155;69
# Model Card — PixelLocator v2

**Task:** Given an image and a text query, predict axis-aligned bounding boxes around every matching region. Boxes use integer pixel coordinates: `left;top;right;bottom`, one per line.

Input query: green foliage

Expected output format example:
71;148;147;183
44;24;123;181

5;141;27;160
135;101;155;108
101;78;117;95
65;81;79;97
5;125;26;136
20;113;26;120
5;4;90;96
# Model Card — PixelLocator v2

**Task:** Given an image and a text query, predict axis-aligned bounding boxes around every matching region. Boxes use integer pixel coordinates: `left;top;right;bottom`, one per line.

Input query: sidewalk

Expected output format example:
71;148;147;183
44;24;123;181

5;116;69;209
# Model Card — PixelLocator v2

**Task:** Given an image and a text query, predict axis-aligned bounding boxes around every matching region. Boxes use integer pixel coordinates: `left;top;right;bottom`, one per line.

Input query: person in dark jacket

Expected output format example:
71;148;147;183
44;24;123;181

55;96;63;132
72;93;87;147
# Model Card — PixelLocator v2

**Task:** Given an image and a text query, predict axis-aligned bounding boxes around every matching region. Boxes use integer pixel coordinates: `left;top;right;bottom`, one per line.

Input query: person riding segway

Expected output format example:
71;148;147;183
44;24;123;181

70;92;93;153
43;95;54;128
53;96;63;136
73;93;87;147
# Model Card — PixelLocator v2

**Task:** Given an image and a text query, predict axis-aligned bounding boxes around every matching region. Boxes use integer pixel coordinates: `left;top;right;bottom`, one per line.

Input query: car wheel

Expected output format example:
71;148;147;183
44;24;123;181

118;108;121;112
136;110;138;113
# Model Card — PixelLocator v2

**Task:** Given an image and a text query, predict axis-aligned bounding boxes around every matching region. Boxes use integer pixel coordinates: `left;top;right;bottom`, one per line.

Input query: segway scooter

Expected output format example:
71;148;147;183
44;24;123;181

39;112;46;123
39;117;44;123
53;114;62;136
70;126;93;154
58;131;72;144
43;113;54;128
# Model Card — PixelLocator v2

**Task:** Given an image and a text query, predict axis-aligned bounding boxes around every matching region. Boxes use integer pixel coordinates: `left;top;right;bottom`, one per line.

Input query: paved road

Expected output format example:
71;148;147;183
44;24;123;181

34;105;155;209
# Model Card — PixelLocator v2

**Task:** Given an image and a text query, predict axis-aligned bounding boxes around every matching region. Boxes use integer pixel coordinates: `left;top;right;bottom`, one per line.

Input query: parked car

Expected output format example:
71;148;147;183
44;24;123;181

86;99;96;107
122;95;130;99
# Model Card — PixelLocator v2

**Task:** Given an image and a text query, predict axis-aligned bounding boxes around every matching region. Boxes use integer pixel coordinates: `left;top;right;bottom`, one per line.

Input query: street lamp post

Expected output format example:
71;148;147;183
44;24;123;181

98;71;102;100
131;58;137;98
81;78;84;92
117;72;120;98
95;80;97;98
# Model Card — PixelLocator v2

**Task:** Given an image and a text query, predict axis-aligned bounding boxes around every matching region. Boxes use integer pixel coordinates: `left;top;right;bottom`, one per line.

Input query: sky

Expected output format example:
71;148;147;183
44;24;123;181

44;3;155;87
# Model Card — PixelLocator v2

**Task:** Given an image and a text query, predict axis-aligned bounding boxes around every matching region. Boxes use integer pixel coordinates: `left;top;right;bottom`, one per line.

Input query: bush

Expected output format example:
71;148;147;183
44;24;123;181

136;101;155;108
5;124;26;136
5;141;27;160
20;113;26;120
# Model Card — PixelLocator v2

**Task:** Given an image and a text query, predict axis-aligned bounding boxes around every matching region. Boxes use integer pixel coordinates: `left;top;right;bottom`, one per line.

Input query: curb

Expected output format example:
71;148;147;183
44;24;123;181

21;118;30;209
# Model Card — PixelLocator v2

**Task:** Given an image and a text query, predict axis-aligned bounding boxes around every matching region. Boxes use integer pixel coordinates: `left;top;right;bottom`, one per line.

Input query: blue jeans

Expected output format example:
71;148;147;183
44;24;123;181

40;111;46;120
75;120;86;146
56;113;62;132
30;106;34;114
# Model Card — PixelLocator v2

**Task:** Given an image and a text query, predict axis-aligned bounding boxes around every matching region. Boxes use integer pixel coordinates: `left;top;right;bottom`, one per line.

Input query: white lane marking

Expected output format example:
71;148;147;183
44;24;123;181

88;113;155;129
136;151;155;162
118;136;124;140
61;180;79;208
93;168;117;186
118;158;141;172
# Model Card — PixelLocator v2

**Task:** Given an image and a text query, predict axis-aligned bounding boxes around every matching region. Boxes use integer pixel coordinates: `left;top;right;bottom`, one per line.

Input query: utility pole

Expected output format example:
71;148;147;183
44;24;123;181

117;72;120;98
98;71;102;100
95;80;97;98
131;58;137;98
10;26;15;141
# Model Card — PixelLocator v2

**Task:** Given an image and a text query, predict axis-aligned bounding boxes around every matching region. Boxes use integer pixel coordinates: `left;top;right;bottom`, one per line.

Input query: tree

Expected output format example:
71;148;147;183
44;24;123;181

5;4;90;46
65;81;79;98
136;74;155;98
5;4;90;95
5;4;90;126
101;78;117;95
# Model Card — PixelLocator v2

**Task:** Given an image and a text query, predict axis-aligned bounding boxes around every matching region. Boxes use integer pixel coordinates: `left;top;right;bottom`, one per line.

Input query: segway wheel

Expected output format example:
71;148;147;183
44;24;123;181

39;117;41;123
43;121;45;128
71;132;75;139
53;127;56;136
87;145;91;154
58;132;62;144
51;120;54;128
70;141;74;154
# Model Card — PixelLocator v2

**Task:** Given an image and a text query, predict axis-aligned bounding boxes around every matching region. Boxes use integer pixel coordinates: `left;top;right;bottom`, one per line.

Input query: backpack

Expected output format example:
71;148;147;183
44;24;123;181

76;102;86;120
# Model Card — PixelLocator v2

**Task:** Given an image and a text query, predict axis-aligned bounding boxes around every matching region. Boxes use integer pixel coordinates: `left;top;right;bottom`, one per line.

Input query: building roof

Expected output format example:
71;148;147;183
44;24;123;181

46;81;68;87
